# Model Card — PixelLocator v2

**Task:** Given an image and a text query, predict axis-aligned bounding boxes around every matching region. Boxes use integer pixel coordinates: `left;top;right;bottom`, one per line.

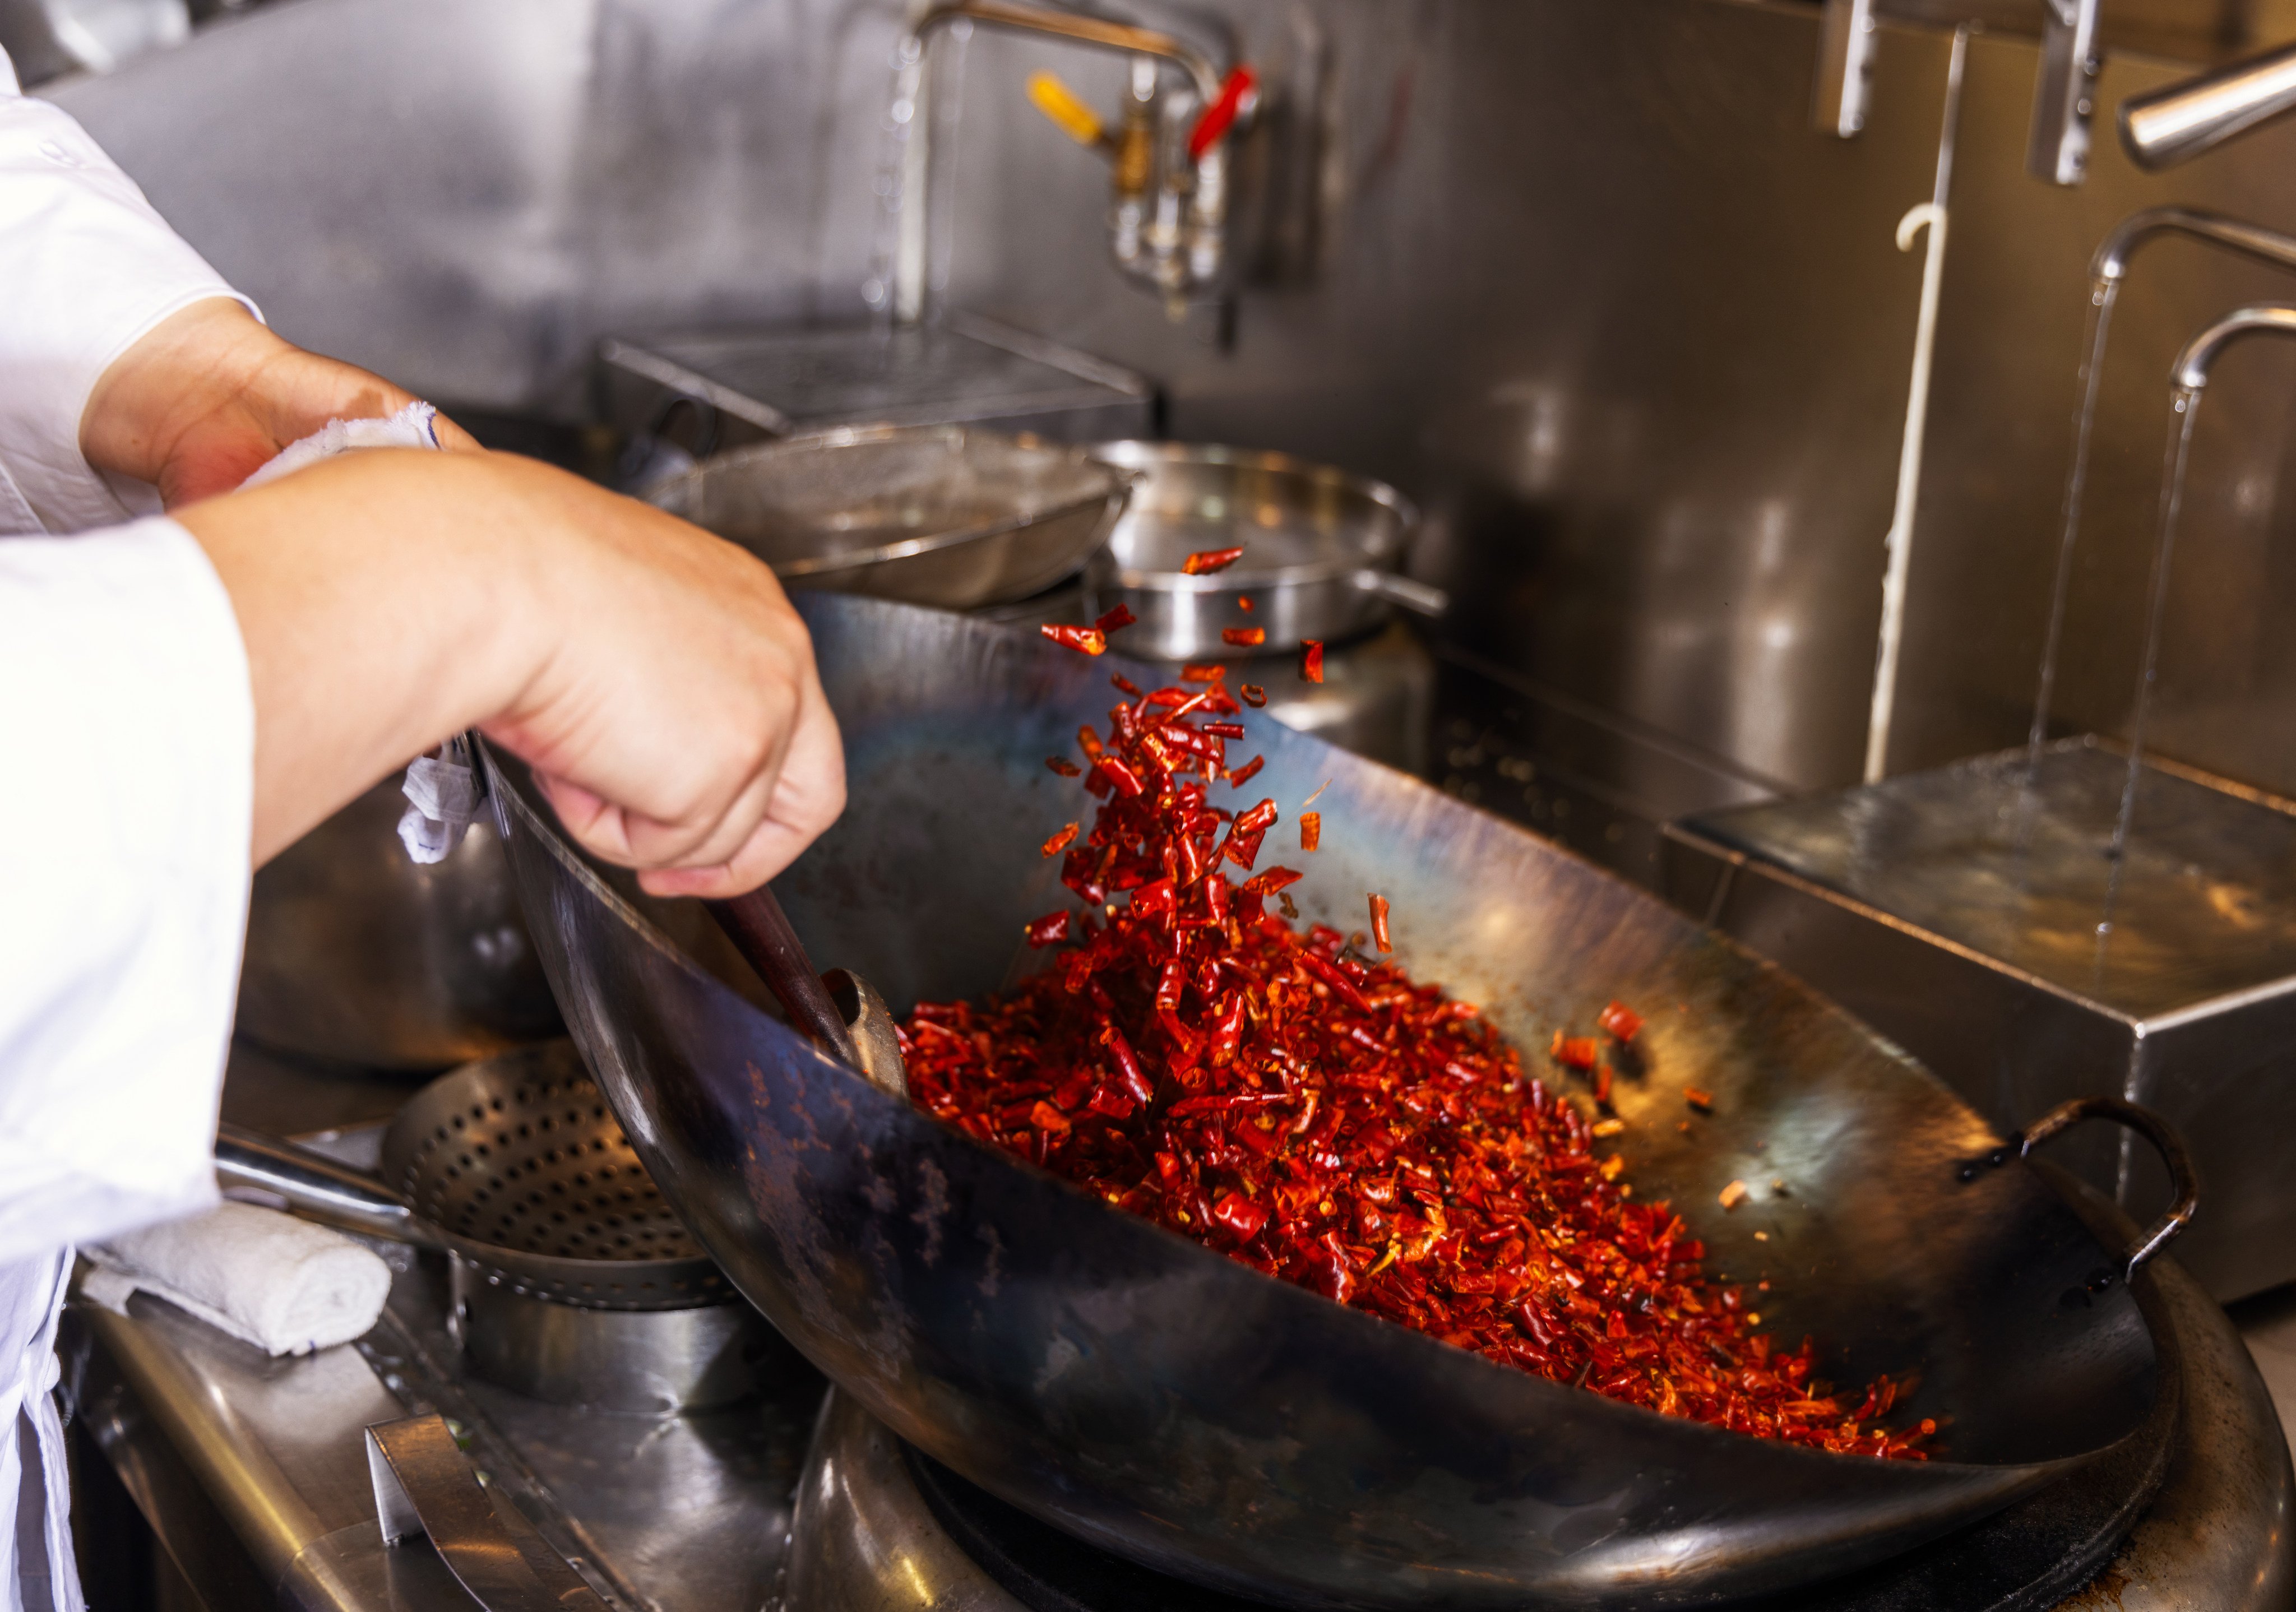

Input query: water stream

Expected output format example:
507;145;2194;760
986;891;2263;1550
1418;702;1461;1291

2025;274;2121;780
2109;388;2205;864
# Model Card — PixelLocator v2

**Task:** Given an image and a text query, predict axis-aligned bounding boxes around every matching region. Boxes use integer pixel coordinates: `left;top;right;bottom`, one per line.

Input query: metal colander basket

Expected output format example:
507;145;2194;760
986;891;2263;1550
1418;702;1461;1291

381;1042;733;1310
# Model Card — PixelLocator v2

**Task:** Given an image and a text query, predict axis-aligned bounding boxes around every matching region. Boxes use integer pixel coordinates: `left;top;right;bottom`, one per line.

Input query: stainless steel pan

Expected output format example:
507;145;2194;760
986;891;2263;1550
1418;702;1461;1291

1081;440;1446;659
485;595;2190;1608
645;424;1131;610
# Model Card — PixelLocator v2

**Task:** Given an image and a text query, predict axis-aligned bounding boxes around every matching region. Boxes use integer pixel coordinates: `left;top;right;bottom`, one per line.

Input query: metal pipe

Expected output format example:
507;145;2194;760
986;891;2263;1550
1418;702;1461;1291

2121;40;2296;170
2093;205;2296;285
911;0;1221;106
2172;303;2296;392
2027;0;2103;184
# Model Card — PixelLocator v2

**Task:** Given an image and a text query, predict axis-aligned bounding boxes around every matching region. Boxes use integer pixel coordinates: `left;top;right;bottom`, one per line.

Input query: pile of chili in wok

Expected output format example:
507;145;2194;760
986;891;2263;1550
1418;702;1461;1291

897;645;1932;1460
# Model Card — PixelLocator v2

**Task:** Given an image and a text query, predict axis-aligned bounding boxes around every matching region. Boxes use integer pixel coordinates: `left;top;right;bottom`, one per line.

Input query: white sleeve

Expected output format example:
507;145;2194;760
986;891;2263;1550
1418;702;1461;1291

0;517;252;1262
0;71;259;534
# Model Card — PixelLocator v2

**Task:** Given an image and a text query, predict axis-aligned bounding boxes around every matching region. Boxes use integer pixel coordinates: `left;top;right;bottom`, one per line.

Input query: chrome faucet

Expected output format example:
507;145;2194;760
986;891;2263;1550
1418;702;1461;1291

2172;303;2296;392
2120;41;2296;170
894;0;1252;320
2093;205;2296;287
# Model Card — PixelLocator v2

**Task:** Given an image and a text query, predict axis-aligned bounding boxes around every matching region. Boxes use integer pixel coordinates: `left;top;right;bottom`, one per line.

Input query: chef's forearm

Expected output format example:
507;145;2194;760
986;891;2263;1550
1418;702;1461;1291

80;298;482;508
173;449;546;863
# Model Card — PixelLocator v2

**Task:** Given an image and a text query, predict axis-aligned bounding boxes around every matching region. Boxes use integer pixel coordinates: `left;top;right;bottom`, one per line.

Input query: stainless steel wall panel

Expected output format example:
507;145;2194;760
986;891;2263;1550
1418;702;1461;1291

940;1;1957;794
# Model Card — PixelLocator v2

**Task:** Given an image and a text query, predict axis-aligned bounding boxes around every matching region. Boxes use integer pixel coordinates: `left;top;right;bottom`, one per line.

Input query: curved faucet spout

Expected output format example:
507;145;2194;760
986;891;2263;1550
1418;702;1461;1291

2093;206;2296;286
910;0;1223;107
2172;304;2296;392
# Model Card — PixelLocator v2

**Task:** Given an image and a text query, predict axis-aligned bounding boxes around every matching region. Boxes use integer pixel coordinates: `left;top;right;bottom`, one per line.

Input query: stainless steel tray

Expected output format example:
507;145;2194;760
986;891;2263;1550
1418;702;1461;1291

1664;735;2296;1301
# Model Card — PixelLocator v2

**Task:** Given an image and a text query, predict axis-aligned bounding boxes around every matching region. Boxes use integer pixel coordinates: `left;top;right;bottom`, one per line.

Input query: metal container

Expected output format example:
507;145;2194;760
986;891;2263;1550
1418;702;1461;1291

645;424;1132;610
488;595;2186;1610
238;773;562;1071
1662;736;2296;1303
1081;441;1445;660
599;314;1155;450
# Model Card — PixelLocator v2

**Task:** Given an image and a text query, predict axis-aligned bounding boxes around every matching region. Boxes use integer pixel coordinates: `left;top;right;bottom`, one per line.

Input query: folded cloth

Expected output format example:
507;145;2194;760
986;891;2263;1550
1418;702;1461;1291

80;1201;392;1355
238;399;442;489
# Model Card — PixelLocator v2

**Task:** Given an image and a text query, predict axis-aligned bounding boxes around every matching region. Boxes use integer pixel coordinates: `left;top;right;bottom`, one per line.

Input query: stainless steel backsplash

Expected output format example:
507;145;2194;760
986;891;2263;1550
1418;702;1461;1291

54;0;2296;803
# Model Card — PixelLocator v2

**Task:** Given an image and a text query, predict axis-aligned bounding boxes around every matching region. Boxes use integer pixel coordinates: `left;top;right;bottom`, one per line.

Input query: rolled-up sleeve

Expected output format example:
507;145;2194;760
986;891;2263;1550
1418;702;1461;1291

0;70;257;532
0;517;252;1261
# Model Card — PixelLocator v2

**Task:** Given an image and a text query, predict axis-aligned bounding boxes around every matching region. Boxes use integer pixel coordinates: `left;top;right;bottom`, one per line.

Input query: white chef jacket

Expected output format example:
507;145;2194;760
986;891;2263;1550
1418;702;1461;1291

0;45;258;1612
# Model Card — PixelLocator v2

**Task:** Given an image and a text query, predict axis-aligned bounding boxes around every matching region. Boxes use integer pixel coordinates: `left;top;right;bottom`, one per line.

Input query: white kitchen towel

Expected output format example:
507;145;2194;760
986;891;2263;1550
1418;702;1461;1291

80;1201;391;1355
238;398;441;489
397;736;480;864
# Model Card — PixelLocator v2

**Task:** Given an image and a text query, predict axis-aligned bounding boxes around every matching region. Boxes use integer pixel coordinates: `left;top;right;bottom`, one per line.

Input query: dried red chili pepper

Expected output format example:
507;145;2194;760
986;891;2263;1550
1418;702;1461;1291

1183;545;1246;576
1301;640;1325;683
1300;812;1321;851
1239;684;1269;708
1110;672;1145;698
1043;624;1107;655
1600;1000;1644;1042
1227;754;1266;789
1223;626;1267;647
1023;910;1072;947
1095;603;1139;634
1095;756;1146;798
1238;596;1256;612
1182;664;1228;684
1046;757;1082;778
1368;893;1392;953
1042;822;1080;858
902;672;1930;1460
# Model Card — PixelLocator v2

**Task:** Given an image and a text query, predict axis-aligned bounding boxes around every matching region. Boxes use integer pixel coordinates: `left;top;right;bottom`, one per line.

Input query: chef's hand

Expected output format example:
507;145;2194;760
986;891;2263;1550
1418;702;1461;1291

80;297;482;509
173;449;844;897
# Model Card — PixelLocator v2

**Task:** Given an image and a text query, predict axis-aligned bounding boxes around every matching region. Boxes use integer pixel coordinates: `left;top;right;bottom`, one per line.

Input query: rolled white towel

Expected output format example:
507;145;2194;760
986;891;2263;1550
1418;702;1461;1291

81;1201;393;1356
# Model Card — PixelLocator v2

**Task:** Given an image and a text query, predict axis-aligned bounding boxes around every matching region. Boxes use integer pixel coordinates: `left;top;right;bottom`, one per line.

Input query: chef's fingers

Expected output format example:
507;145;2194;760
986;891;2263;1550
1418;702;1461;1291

428;409;484;453
640;675;845;898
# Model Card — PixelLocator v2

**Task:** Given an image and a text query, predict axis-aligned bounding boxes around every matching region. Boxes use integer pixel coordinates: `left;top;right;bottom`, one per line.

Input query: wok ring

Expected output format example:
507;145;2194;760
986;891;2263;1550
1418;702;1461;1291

488;595;2167;1609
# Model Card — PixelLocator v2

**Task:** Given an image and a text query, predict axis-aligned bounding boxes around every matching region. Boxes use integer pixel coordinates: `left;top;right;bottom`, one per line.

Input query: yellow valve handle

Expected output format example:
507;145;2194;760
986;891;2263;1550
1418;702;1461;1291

1027;71;1106;149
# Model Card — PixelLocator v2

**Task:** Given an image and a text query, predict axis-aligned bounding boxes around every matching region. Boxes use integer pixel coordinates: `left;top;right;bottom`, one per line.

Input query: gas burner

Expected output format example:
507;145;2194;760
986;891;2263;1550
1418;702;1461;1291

780;1251;2290;1611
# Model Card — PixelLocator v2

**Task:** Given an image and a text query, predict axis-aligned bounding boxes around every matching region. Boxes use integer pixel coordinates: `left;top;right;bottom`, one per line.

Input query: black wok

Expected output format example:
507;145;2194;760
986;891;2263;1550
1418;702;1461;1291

487;595;2184;1609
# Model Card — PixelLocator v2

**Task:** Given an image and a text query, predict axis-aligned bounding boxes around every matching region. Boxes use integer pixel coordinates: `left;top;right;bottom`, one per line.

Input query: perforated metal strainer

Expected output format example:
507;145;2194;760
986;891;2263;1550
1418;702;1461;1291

377;1041;733;1310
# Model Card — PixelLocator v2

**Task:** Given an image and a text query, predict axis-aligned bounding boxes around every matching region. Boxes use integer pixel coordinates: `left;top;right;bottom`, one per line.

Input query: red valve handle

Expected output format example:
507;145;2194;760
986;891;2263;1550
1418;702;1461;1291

1188;64;1257;162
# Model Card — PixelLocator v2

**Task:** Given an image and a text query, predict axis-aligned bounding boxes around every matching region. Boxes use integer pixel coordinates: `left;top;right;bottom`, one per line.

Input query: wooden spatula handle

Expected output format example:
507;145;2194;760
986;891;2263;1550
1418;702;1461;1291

706;886;862;1071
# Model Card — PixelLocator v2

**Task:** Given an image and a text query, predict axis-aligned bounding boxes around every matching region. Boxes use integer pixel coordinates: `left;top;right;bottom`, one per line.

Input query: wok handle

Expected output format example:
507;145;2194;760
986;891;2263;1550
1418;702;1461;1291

1350;568;1450;617
2010;1095;2200;1279
707;886;864;1071
214;1122;448;1254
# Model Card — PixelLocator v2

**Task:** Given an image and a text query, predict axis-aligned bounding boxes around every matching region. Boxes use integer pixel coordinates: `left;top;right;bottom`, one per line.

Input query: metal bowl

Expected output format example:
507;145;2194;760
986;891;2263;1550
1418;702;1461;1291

645;424;1132;610
1083;441;1443;660
238;774;563;1070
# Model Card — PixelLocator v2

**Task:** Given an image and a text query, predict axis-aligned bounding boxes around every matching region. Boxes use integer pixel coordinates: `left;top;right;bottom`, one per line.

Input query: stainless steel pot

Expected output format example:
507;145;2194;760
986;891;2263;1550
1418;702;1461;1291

645;423;1132;610
238;773;563;1070
1081;441;1446;660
